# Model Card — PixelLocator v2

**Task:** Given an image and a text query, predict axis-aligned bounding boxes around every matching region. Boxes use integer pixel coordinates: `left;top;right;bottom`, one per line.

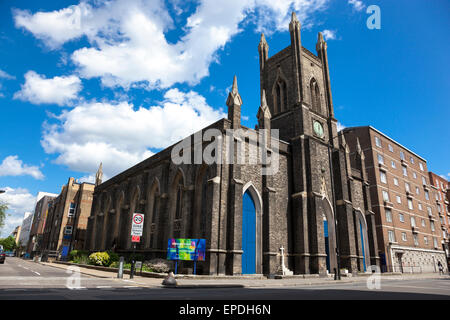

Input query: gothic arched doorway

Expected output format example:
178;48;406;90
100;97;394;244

242;190;256;274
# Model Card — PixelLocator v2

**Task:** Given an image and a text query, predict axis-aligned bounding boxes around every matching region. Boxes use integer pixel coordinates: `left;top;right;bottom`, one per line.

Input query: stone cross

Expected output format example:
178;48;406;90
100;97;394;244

280;246;286;270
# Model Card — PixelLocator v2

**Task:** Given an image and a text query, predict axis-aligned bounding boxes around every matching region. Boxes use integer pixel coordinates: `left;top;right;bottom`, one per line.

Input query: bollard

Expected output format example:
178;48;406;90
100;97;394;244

130;259;135;279
118;256;124;279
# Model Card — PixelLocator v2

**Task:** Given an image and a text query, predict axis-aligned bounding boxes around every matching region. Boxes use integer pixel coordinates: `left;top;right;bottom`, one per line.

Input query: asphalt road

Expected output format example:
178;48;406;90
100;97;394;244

1;257;449;300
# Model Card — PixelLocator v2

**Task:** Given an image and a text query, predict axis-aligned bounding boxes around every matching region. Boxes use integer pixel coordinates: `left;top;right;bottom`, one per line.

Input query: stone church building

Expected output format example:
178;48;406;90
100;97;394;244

85;12;379;276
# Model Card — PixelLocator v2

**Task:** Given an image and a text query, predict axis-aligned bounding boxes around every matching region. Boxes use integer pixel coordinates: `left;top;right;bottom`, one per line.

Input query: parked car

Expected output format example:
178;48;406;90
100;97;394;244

4;251;14;257
0;250;5;264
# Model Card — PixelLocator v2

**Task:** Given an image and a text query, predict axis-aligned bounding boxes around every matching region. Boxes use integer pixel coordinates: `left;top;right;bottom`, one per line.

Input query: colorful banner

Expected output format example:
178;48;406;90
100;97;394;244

167;238;206;261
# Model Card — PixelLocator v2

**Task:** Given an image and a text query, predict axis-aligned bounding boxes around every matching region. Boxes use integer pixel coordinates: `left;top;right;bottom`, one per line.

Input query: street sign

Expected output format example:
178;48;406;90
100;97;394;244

135;261;142;270
131;213;144;236
131;235;141;243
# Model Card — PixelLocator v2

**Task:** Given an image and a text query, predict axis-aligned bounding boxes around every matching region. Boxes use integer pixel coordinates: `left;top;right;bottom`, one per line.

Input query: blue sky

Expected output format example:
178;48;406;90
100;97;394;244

0;0;449;237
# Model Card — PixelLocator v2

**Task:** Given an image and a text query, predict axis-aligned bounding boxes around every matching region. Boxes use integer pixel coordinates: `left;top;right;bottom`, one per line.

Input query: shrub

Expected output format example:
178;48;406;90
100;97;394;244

69;250;89;261
88;251;110;266
144;258;172;273
106;251;119;266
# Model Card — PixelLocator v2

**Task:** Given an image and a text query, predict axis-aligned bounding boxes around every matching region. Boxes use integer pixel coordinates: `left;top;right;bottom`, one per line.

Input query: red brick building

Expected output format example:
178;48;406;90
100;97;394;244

343;126;447;273
41;178;94;260
428;172;450;267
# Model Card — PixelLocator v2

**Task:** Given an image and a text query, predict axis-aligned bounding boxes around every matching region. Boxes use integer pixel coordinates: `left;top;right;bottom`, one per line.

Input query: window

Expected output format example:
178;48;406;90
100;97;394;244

380;171;387;184
405;183;410;192
68;202;76;217
388;230;396;243
399;213;405;222
433;237;438;248
424;236;428;245
400;151;405;160
421;219;426;227
393;178;399;186
402;232;407;242
388;144;394;152
437;205;441;213
408;199;414;210
427;206;432;216
386;209;392;222
418;203;423;211
413;172;417;179
436;179;440;188
377;153;384;165
375;136;382;148
382;190;390;202
410;157;414;164
309;78;321;114
431;221;435;232
391;160;396;169
419;162;424;171
396;195;402;204
416;187;420;195
425;190;429;200
413;234;419;246
402;166;408;177
422;176;427;185
411;216;416;227
64;226;73;235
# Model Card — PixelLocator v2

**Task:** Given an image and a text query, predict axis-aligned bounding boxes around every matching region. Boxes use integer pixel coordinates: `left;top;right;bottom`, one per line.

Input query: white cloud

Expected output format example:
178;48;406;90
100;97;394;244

0;187;36;238
348;0;365;12
41;88;226;178
0;155;44;180
14;71;82;106
14;0;330;90
0;69;15;80
322;29;337;41
337;122;346;132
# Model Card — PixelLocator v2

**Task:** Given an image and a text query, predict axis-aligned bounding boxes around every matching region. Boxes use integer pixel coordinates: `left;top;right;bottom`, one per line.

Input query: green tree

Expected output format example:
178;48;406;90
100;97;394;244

0;236;17;251
0;201;7;232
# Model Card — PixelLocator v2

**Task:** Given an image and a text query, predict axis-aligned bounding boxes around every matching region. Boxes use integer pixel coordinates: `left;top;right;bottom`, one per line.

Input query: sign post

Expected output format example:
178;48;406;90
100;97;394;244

130;213;144;279
167;239;206;275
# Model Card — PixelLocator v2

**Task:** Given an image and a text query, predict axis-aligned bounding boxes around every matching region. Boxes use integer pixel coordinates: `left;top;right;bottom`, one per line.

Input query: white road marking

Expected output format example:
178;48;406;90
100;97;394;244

66;286;87;290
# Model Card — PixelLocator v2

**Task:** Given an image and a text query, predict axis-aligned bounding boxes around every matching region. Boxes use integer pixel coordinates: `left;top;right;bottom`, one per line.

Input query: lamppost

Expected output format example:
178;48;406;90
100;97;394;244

327;129;354;281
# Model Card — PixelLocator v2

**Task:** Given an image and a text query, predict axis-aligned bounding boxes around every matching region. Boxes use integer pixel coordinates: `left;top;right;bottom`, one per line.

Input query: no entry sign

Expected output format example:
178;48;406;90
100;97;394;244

131;213;144;237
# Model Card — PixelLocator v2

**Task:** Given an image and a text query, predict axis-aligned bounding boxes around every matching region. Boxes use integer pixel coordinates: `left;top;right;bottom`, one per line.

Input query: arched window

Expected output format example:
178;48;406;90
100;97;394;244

173;180;183;238
145;180;160;249
273;76;288;114
310;78;321;114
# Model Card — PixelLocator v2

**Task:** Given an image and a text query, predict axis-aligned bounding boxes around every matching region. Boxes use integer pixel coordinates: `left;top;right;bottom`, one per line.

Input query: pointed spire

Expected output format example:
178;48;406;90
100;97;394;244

95;162;103;186
289;11;301;29
226;75;242;128
291;11;298;23
355;137;365;160
257;89;271;121
226;75;242;108
318;31;325;43
259;33;268;48
356;137;362;154
340;133;347;149
231;75;238;94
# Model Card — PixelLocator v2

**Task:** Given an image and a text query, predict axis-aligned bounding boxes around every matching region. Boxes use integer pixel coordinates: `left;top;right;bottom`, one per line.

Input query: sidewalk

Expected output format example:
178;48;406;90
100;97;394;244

38;260;450;289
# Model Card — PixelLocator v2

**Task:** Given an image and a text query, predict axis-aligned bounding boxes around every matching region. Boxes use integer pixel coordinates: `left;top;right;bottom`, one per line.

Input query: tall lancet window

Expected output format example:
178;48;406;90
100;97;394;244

173;180;183;238
273;78;288;114
310;78;321;114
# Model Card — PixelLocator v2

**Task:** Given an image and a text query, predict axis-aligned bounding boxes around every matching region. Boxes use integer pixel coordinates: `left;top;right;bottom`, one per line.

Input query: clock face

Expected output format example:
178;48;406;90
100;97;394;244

313;121;324;138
